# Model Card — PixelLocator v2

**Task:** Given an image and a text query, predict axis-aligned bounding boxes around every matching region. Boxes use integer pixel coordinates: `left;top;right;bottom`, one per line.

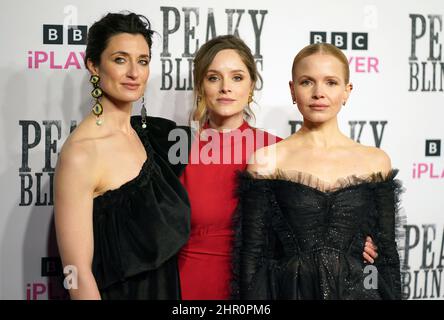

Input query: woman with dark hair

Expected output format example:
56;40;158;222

235;43;402;300
54;12;190;300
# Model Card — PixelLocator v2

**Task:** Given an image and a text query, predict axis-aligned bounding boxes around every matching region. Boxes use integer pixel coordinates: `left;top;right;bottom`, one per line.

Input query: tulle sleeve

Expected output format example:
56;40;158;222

370;170;404;299
232;171;279;300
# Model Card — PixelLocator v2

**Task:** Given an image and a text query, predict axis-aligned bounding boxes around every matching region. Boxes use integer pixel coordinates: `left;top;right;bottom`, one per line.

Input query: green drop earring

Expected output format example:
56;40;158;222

90;75;103;126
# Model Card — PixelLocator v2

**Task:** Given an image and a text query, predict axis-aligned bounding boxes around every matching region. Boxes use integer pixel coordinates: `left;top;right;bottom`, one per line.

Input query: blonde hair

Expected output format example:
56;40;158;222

292;43;350;84
191;35;261;128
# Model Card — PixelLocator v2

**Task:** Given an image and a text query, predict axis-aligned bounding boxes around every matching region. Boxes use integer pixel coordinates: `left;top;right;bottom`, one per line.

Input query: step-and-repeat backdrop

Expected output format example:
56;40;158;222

0;0;443;299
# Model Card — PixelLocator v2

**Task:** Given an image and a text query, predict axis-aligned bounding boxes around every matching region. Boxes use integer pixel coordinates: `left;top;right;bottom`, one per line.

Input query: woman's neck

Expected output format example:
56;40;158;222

96;96;134;134
297;118;349;148
207;112;244;131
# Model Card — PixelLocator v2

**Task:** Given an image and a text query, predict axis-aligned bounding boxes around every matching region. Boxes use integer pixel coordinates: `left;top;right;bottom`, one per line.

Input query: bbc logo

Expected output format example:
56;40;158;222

43;24;87;45
310;32;368;50
41;257;63;277
425;139;441;156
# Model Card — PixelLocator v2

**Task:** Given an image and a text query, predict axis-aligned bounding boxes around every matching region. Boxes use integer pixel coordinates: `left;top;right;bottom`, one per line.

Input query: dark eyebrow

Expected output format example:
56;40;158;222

111;51;129;56
110;51;150;59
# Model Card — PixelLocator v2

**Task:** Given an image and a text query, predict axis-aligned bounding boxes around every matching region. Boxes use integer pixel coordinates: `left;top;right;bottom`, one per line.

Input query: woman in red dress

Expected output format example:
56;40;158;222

178;35;280;299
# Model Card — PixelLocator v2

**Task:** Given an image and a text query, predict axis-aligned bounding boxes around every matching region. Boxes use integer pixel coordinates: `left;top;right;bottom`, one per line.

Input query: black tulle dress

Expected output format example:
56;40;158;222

91;116;191;299
233;170;403;300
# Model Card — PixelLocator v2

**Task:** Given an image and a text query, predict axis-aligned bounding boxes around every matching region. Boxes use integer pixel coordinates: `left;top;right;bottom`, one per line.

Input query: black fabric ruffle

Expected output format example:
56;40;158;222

232;169;404;300
131;116;192;177
91;116;191;299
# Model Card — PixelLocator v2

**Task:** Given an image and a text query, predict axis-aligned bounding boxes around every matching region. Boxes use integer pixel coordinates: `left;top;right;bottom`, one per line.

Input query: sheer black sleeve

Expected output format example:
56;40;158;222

371;170;404;299
232;171;277;300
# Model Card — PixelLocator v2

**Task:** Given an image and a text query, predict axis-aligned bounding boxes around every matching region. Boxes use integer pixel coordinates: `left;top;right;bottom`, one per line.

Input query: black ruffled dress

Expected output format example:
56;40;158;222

233;170;403;300
91;116;191;299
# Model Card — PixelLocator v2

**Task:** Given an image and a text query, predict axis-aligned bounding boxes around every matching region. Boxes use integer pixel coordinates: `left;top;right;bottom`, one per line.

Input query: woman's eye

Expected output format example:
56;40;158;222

139;60;149;66
115;57;125;64
233;75;243;81
207;75;219;82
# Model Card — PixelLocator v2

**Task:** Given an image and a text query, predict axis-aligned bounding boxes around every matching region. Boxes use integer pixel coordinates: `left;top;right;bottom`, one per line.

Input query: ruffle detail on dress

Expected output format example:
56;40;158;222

243;168;399;193
131;116;192;177
231;168;405;300
92;117;191;291
366;172;406;299
231;171;269;299
231;171;299;299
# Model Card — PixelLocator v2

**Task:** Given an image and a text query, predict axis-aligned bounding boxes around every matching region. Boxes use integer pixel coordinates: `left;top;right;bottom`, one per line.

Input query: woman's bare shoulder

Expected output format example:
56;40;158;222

357;144;392;173
57;120;101;173
246;138;293;174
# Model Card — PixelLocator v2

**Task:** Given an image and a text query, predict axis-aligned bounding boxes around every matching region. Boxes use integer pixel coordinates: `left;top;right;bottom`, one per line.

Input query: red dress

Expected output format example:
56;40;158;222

178;121;281;299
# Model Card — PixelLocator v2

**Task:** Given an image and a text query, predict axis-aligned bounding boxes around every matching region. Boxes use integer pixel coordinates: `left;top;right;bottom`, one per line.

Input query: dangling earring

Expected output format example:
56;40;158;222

248;92;253;105
141;95;147;129
196;94;208;127
90;75;103;126
342;101;346;106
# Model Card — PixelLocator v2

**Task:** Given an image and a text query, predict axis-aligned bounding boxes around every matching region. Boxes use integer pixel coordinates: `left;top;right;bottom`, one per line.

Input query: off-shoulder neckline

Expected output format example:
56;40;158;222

93;124;154;202
93;157;153;202
242;168;399;194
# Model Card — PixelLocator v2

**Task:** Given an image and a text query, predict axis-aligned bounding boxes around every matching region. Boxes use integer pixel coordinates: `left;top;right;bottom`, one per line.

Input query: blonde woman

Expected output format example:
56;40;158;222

235;43;401;300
